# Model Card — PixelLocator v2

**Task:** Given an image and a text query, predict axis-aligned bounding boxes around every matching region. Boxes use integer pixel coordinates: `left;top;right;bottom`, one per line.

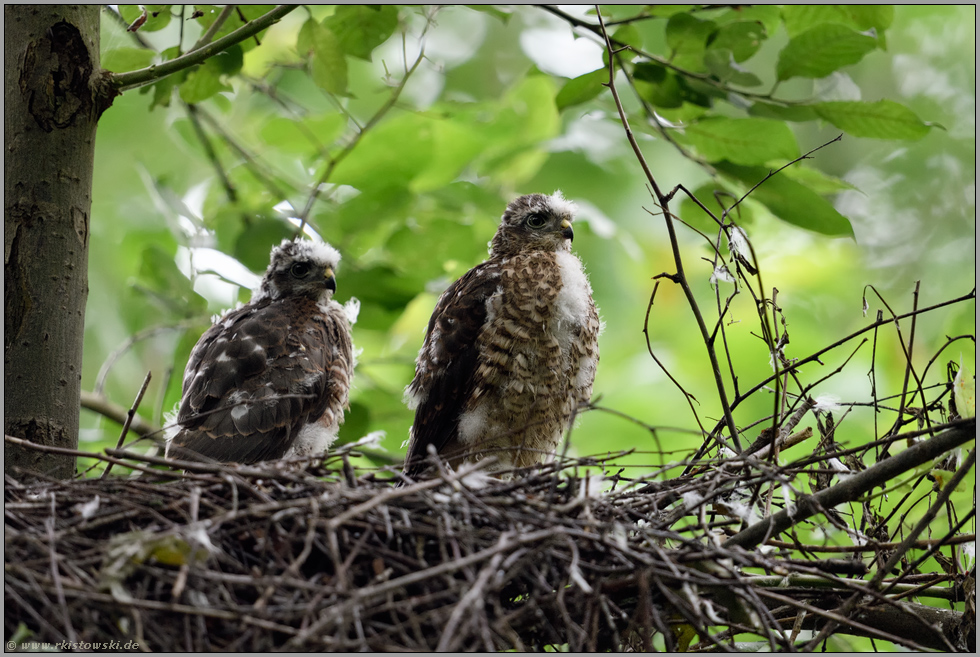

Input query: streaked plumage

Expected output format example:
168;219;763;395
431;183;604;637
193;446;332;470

403;192;600;477
166;239;353;464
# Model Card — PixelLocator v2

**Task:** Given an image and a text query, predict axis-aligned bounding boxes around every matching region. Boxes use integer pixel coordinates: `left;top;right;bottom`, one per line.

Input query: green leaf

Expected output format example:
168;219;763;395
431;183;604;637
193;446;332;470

135;245;208;315
713;6;781;37
208;44;244;76
633;62;668;84
233;219;294;271
666;14;717;71
843;5;894;45
325;5;399;61
634;63;715;109
343;264;421;316
119;5;172;32
748;101;818;123
716;162;854;237
471;76;560;183
506;75;560;144
703;50;763;87
678;77;724;108
782;5;893;42
386;219;484;280
178;64;230;104
684;118;800;165
707;21;767;63
330;113;435;190
611;24;643;51
146;75;177;109
780;166;858;195
777;24;876;81
556;69;607;111
411;118;492;192
306;20;348;95
634;68;683;109
651;102;710;124
102;47;156;74
466;5;513;23
259;114;347;154
813;100;932;140
782;6;848;37
296;16;315;55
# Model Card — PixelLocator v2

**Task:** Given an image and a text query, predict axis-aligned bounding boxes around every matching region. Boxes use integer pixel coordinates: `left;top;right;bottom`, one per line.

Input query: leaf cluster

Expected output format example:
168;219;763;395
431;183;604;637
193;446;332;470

553;5;933;238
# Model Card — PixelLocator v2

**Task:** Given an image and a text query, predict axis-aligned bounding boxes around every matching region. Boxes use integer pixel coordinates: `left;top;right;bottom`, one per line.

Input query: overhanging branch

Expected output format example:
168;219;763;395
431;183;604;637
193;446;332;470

110;5;298;92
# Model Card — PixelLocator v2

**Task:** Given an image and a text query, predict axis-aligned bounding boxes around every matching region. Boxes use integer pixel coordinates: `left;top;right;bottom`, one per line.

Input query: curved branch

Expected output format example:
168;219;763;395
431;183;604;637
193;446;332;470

723;420;975;550
595;8;742;451
110;5;298;92
80;390;158;437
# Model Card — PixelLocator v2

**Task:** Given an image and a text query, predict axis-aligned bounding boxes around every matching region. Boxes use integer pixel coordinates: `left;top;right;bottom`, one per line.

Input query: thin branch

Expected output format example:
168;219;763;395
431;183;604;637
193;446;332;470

185;103;238;203
704;288;976;444
111;5;299;92
538;5;787;104
802;447;975;651
722;420;975;550
100;372;153;480
595;6;742;451
191;4;237;51
80;390;158;438
294;43;427;233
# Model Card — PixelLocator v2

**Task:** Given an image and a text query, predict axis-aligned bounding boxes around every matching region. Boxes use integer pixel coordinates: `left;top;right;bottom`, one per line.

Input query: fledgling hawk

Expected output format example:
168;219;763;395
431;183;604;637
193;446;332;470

403;192;601;477
166;239;354;464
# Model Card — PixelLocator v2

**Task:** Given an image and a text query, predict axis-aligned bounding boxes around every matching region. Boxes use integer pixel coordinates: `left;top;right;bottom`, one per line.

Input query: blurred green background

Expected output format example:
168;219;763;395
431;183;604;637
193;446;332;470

84;5;975;480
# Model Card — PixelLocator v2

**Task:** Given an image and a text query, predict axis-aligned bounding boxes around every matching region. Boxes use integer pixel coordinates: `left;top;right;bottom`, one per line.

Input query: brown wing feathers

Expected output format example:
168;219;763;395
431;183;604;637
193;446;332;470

169;297;339;463
403;264;501;476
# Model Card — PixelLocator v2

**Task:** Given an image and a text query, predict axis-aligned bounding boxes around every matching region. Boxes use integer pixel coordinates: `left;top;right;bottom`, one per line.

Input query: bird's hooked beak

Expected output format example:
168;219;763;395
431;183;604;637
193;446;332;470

560;218;574;241
325;268;337;292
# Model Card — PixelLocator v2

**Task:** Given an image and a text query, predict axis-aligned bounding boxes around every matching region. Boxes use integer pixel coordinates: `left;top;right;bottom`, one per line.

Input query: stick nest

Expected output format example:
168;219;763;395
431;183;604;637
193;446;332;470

4;441;974;652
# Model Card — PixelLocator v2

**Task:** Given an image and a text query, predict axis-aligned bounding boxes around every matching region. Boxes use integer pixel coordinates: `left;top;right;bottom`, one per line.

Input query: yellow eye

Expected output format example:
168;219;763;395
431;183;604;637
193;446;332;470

525;213;548;229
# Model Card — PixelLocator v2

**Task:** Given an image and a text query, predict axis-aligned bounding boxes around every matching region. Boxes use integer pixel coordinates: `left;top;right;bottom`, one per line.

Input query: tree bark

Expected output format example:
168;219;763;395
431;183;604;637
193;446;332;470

4;5;108;479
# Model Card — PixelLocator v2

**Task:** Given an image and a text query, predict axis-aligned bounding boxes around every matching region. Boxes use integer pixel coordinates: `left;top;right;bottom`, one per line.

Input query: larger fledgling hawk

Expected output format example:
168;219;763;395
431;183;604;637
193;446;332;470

403;192;601;477
166;239;354;464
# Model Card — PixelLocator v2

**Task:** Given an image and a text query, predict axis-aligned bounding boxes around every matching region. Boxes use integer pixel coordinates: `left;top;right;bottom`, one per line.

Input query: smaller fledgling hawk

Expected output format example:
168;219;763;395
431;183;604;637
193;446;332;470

403;192;601;478
166;239;354;464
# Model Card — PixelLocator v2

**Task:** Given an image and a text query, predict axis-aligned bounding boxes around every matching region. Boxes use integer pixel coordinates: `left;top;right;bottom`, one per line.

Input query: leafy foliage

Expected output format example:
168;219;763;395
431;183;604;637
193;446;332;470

89;6;973;452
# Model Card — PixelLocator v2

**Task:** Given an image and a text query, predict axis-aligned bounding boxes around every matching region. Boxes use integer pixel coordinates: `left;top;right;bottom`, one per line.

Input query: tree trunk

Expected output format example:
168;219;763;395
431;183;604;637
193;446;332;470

4;5;108;479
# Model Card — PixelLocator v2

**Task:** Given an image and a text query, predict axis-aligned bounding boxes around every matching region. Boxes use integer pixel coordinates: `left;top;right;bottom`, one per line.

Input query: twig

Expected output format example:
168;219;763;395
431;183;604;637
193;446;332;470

436;540;508;651
184;103;238;203
191;4;237;51
294;42;427;235
801;449;975;650
3;434;203;481
702;289;976;448
723;421;975;550
80;390;158;438
765;533;975;554
101;372;152;479
46;493;76;643
595;6;742;451
112;5;299;91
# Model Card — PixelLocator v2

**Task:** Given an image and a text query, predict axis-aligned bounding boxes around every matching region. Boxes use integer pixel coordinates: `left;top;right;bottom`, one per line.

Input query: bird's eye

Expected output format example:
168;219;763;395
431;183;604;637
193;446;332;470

525;213;548;229
290;262;312;278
